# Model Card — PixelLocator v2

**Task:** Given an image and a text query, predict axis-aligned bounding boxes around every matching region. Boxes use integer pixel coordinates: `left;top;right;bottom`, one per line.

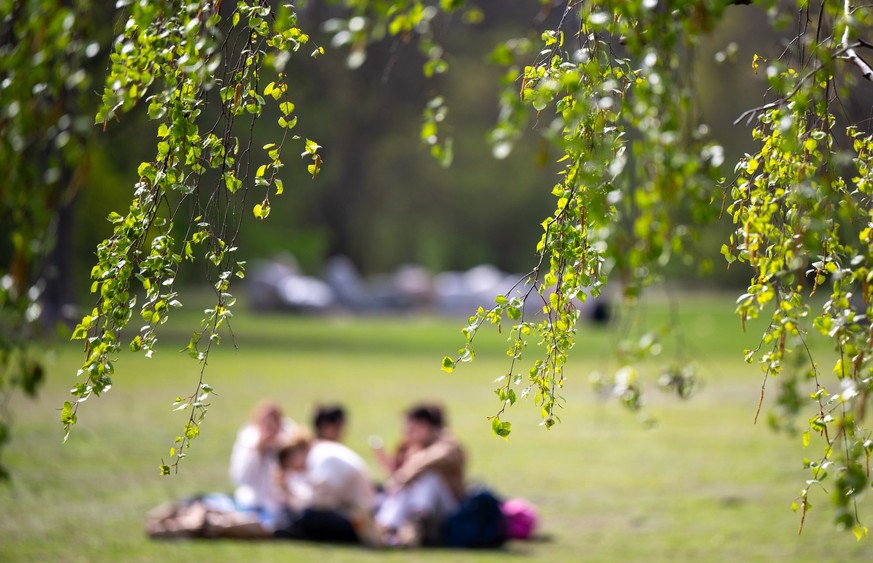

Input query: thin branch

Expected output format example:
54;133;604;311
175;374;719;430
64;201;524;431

753;340;779;424
734;41;865;125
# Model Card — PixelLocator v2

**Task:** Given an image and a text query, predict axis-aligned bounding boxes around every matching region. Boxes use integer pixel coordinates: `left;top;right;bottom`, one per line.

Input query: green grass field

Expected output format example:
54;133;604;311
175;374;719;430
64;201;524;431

1;291;871;562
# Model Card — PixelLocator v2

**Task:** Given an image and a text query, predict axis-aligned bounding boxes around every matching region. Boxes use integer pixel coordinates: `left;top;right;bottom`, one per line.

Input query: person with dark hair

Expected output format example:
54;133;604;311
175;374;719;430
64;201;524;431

406;403;443;428
312;404;347;442
374;402;466;546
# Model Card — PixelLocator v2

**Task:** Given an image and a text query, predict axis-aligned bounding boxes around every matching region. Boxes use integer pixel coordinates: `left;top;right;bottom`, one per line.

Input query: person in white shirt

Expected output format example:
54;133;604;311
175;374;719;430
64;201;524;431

229;401;297;528
276;431;378;544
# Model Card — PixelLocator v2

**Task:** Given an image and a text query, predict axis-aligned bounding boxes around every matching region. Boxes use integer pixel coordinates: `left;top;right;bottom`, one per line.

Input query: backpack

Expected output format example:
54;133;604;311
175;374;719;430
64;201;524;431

501;497;538;540
441;488;508;549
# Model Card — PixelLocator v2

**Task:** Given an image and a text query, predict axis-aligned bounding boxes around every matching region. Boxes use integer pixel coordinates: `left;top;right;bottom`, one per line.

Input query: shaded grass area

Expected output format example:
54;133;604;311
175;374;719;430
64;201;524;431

1;292;871;562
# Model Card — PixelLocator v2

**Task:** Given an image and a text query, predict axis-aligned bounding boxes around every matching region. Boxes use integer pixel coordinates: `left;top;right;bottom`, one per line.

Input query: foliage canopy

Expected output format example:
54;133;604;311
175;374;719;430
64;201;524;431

3;0;873;537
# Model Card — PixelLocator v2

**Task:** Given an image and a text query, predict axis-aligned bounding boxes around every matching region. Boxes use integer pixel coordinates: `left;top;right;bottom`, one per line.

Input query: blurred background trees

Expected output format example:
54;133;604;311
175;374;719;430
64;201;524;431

67;2;781;284
0;0;812;476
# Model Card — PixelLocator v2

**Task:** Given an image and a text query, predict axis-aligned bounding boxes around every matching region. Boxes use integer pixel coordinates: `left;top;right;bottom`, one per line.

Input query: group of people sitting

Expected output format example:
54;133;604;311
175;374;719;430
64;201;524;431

229;400;471;547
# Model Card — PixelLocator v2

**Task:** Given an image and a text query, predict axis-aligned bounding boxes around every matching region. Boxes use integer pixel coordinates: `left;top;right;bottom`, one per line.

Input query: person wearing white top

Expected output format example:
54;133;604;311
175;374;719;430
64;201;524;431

276;432;378;544
306;439;375;515
229;401;297;528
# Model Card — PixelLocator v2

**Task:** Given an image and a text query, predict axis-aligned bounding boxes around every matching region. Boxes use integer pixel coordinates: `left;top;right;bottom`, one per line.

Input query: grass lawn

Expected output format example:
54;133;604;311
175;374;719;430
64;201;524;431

1;291;871;562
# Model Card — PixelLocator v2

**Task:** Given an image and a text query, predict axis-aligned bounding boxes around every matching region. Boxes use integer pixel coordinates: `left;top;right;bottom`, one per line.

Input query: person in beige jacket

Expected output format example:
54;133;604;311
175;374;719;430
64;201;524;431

374;403;466;545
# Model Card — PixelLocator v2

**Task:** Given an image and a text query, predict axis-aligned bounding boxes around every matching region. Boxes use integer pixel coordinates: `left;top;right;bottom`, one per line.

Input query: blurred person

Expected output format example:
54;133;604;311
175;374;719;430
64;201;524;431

374;402;466;546
274;430;378;544
229;400;297;528
312;404;347;442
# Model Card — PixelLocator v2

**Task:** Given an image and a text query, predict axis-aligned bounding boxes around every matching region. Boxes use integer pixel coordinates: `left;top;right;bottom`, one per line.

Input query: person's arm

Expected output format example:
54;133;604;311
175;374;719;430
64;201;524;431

390;436;462;488
370;438;403;476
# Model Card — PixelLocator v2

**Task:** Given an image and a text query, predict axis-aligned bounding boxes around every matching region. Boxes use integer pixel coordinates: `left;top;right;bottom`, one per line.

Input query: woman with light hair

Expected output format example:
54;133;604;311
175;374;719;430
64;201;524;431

229;401;298;528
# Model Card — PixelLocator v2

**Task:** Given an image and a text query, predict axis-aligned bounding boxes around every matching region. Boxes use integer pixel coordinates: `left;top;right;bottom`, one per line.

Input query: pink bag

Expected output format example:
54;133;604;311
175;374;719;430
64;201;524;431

501;498;538;540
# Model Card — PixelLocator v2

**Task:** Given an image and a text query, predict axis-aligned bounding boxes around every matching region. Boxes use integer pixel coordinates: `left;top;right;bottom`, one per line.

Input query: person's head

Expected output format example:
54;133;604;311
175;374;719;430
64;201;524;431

251;400;283;441
277;430;313;472
403;403;445;447
313;404;346;441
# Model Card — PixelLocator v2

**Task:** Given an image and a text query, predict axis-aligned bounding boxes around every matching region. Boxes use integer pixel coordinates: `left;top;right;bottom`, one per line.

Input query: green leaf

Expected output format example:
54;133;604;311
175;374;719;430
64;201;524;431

441;356;455;373
307;156;322;179
224;172;242;193
720;244;736;264
491;417;512;439
61;401;75;425
303;138;321;154
253;202;271;220
278;116;297;129
137;162;156;182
